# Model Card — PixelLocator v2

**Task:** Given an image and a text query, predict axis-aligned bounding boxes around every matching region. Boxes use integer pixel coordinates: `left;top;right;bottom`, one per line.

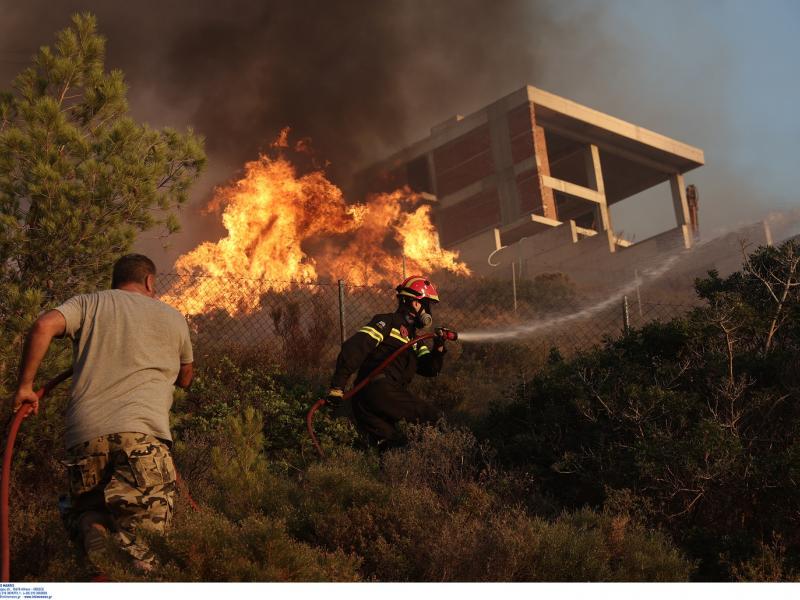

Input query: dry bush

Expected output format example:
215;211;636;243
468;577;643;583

3;334;696;582
148;510;361;582
728;537;800;582
289;427;692;581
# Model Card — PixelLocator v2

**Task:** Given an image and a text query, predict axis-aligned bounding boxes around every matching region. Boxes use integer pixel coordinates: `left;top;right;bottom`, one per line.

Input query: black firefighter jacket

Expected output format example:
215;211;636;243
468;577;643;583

330;309;445;390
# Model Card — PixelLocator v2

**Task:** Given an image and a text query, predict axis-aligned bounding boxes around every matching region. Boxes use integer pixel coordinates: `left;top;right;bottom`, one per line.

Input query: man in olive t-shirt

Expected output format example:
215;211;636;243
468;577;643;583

12;254;193;575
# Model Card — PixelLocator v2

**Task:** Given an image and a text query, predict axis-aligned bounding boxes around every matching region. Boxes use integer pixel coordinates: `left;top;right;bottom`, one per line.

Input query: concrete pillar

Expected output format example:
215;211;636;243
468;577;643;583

487;102;519;225
532;122;557;220
569;219;579;243
584;144;615;253
669;173;693;249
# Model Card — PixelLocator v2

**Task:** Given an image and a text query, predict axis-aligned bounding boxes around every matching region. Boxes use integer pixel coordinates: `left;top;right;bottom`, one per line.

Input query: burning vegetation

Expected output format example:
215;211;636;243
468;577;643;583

163;130;469;316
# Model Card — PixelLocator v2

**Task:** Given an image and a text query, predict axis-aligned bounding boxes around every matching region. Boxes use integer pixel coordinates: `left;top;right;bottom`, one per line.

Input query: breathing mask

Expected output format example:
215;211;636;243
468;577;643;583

412;299;433;329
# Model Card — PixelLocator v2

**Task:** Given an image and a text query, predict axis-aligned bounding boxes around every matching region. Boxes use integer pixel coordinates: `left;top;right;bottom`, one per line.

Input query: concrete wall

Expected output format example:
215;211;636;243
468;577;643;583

459;218;781;302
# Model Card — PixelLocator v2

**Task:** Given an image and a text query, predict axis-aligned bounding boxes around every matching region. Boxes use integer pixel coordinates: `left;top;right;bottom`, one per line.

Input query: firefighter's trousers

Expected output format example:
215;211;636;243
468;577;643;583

351;377;439;442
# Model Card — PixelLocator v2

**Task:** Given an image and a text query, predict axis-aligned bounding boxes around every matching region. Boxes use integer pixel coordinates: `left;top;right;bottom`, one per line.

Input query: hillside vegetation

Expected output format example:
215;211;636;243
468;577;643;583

5;242;800;581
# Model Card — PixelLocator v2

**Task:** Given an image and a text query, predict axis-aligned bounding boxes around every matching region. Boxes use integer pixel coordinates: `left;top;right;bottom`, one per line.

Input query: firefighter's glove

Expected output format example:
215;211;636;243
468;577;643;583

326;388;345;409
433;334;447;354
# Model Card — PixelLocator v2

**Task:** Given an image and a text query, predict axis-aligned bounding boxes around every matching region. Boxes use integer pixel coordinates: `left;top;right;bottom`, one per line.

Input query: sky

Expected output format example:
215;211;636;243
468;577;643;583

537;0;800;242
1;0;798;268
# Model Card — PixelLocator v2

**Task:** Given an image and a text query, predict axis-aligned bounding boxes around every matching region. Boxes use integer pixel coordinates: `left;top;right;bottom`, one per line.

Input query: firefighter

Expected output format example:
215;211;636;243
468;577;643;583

327;275;447;447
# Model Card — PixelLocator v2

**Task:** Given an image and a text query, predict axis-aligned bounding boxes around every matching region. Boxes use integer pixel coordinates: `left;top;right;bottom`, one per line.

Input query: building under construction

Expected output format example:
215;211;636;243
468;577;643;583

357;86;707;284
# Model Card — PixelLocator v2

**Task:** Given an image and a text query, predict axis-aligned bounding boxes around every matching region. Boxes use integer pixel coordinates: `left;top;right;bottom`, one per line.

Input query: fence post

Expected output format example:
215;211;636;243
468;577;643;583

634;268;643;318
402;255;406;279
512;261;518;314
338;279;346;344
622;295;631;334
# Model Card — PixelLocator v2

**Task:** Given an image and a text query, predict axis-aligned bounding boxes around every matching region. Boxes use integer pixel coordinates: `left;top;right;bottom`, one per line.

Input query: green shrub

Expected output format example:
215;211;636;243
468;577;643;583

173;355;357;465
727;537;800;582
288;426;691;581
202;408;292;521
478;242;800;579
9;494;87;582
3;347;694;582
149;510;361;582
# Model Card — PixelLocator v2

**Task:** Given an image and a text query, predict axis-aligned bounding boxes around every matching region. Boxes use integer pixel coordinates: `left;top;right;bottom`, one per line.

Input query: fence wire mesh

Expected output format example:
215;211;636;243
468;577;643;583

157;273;699;376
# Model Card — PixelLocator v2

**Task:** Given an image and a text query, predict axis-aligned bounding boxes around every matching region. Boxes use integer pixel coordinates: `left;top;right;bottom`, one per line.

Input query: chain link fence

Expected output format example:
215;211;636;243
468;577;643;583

156;273;699;376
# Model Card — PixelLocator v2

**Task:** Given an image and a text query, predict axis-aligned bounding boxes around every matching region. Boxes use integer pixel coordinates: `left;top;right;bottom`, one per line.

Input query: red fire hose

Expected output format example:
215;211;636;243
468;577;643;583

1;370;199;582
306;328;458;458
1;369;72;582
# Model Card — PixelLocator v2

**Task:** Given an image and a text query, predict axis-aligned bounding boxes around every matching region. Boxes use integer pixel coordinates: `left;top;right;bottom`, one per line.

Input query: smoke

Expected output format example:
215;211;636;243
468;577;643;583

0;1;562;181
0;1;786;269
0;0;579;266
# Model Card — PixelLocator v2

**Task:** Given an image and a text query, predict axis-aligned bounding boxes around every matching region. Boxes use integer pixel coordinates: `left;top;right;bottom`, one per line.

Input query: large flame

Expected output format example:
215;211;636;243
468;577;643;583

164;133;469;316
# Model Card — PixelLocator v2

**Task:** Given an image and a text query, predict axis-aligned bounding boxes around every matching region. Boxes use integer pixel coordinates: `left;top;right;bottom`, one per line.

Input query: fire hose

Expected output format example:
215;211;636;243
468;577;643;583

306;327;458;458
1;369;72;582
1;370;198;582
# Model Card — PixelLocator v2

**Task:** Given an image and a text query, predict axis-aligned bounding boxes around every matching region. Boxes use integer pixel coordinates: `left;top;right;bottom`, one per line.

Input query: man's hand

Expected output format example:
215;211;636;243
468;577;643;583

175;362;194;389
12;385;39;416
14;309;66;417
433;327;455;353
433;333;447;353
326;388;344;409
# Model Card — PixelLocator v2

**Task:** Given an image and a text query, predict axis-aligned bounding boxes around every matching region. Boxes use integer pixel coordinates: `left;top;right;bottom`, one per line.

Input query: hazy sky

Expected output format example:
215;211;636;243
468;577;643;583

537;0;800;242
1;1;797;267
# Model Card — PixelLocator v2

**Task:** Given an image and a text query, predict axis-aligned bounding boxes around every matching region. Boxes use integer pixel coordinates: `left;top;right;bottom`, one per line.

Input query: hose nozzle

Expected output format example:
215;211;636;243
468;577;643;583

435;327;458;341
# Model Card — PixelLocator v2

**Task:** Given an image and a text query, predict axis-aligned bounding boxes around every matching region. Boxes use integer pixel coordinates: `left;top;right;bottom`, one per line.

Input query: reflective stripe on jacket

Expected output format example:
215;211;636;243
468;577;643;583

330;309;444;390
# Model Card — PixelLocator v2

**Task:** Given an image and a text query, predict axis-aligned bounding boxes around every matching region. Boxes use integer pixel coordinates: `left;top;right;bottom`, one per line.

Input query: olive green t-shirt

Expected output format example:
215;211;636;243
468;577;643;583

55;289;193;449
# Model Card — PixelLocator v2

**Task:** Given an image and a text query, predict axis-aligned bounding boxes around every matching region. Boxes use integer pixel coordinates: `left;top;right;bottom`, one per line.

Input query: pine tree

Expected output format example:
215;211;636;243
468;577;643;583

0;13;206;388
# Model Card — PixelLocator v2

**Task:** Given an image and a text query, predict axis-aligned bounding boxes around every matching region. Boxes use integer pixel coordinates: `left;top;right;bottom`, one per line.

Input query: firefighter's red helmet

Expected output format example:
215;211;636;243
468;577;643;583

396;275;440;303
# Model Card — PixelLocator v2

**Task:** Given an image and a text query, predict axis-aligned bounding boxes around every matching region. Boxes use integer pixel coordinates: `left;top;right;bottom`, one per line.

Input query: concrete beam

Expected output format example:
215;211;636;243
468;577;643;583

541;121;684;176
528;86;706;166
541;174;604;204
498;212;563;246
531;214;562;227
569;220;599;243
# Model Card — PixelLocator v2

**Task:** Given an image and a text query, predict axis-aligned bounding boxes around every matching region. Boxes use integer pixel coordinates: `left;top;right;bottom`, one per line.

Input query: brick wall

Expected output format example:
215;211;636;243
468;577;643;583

437;188;501;247
507;102;556;220
433;125;494;197
516;169;544;214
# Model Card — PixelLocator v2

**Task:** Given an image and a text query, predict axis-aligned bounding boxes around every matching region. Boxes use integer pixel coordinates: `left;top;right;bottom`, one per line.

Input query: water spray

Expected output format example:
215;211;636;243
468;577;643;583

462;212;800;342
459;253;682;342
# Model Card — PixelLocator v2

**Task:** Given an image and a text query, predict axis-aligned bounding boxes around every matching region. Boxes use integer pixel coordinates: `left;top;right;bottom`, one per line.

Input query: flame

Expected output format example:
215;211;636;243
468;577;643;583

163;133;470;316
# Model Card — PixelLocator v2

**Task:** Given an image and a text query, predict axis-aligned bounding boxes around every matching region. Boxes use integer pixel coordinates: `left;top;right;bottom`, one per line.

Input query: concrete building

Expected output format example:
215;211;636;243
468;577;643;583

356;86;707;284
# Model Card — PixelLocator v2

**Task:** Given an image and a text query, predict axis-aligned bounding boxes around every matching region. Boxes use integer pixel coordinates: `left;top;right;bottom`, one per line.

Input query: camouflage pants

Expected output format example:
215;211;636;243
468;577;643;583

63;432;176;567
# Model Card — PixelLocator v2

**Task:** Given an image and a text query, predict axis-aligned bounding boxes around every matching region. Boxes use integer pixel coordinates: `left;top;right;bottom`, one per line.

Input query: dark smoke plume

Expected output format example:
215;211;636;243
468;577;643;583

0;1;555;184
1;1;771;267
1;1;571;265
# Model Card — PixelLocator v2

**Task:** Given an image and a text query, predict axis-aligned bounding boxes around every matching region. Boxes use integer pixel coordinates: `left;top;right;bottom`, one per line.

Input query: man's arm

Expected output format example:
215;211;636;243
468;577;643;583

13;310;67;414
330;315;390;391
175;362;194;389
415;339;446;377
